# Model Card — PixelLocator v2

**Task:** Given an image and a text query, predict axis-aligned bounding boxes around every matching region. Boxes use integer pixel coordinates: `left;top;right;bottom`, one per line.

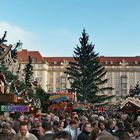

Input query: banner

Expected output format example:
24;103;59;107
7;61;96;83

1;105;29;112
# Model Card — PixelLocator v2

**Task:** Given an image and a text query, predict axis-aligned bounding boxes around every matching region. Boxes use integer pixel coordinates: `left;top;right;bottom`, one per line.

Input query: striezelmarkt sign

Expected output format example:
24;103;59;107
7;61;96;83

1;105;29;112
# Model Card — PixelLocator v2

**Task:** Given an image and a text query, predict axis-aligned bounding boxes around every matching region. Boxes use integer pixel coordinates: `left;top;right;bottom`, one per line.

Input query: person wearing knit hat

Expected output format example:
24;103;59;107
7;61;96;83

98;116;105;121
137;116;140;122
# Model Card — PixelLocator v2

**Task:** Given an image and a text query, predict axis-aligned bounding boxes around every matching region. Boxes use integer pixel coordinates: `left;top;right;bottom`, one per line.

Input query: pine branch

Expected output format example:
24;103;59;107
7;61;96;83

0;31;7;44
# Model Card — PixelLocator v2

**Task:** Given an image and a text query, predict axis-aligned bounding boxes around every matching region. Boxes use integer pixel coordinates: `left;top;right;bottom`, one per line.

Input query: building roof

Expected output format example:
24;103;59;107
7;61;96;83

100;56;140;66
120;97;140;109
44;57;75;66
17;49;45;64
44;56;140;66
17;49;140;66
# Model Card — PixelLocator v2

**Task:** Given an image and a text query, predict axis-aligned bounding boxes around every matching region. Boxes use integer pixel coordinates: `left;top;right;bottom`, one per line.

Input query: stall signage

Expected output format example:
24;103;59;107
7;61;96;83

1;105;29;112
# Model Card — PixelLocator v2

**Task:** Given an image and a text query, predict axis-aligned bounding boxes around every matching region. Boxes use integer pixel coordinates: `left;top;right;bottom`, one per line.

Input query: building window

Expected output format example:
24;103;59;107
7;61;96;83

50;72;53;77
61;78;66;83
56;72;60;77
61;75;67;83
108;89;112;94
32;57;37;62
107;72;112;77
54;61;57;64
48;88;53;92
61;84;66;91
37;64;42;69
121;75;127;96
116;91;119;96
121;75;127;83
105;61;108;64
56;78;61;84
49;78;53;84
122;83;127;89
129;72;134;77
108;78;112;86
63;59;69;65
56;88;60;92
121;90;126;95
136;73;140;79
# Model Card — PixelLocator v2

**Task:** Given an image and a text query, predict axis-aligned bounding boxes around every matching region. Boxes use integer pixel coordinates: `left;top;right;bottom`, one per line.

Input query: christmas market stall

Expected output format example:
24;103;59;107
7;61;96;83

48;92;76;113
0;31;39;115
120;97;140;112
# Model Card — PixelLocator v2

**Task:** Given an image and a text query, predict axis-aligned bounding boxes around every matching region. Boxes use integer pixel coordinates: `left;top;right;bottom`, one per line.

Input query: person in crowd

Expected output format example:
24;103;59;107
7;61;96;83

106;118;116;134
81;115;88;124
0;132;15;140
52;116;60;123
124;121;134;139
113;121;130;140
0;121;15;140
53;121;64;133
13;113;24;133
28;114;35;130
59;120;65;131
90;127;101;140
98;120;111;136
14;121;38;140
91;120;98;129
96;134;118;140
137;116;140;123
64;119;79;140
131;127;140;140
53;121;62;133
132;120;140;129
64;115;71;128
30;120;42;139
46;114;52;122
77;122;92;140
98;120;106;131
1;122;16;135
40;121;54;140
98;116;105;122
52;131;72;140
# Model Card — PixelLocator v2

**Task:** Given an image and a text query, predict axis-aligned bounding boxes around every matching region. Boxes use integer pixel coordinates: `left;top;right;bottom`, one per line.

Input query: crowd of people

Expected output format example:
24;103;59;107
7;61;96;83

0;110;140;140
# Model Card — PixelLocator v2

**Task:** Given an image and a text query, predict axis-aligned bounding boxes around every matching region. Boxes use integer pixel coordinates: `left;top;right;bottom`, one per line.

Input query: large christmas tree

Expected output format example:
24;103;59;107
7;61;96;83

65;29;113;104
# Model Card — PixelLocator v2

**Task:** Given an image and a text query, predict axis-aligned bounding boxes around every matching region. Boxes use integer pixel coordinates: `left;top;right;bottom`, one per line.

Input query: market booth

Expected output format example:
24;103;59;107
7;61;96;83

0;94;30;115
120;97;140;112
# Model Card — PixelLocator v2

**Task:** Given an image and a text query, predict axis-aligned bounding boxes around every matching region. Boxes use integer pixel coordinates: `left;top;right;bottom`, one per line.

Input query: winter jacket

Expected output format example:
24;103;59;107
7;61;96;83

77;129;90;140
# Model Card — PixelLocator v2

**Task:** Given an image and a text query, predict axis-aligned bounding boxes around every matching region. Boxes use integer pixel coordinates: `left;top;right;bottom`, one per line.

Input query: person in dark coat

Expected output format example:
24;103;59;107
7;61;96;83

40;121;54;140
113;121;130;140
13;113;24;133
77;122;92;140
52;131;72;140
